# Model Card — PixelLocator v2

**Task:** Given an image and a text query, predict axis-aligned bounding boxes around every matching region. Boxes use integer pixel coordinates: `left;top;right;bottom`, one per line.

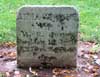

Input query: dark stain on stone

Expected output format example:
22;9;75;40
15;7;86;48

36;22;43;28
33;52;37;56
38;54;47;62
39;55;57;68
41;62;53;68
42;13;52;20
20;30;29;37
55;14;65;24
38;54;57;68
70;34;77;44
17;13;23;20
34;46;39;51
17;47;21;56
32;24;34;26
66;17;70;21
48;46;53;49
48;39;57;45
49;32;54;38
36;22;52;29
49;56;57;60
61;26;64;30
38;54;57;62
53;47;66;53
67;47;76;52
34;38;38;43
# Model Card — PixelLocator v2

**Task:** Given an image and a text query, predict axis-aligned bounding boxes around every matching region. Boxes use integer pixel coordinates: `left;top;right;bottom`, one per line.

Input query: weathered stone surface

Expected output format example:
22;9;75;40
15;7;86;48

16;5;79;68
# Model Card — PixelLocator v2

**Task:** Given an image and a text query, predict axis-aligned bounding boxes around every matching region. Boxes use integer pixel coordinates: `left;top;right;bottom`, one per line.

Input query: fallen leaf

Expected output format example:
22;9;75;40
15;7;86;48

95;59;100;65
62;70;71;74
7;52;16;58
52;68;63;75
83;68;89;73
84;54;90;59
6;72;10;77
94;66;99;69
29;67;38;76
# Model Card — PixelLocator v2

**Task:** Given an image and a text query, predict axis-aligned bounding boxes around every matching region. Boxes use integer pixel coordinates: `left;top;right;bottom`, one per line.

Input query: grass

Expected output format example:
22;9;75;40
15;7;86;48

0;0;100;43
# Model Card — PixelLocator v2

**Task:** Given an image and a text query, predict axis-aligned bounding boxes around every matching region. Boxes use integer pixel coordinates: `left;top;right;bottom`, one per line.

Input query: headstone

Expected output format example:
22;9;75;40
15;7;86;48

16;5;79;68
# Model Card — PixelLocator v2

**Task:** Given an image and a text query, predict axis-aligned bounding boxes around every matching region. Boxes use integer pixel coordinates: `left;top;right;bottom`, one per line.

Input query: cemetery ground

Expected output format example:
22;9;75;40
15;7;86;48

0;41;100;77
0;0;100;77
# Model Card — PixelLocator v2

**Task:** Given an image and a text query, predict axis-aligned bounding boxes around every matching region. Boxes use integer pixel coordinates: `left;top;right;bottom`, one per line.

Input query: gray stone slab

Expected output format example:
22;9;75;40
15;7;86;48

16;5;79;68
